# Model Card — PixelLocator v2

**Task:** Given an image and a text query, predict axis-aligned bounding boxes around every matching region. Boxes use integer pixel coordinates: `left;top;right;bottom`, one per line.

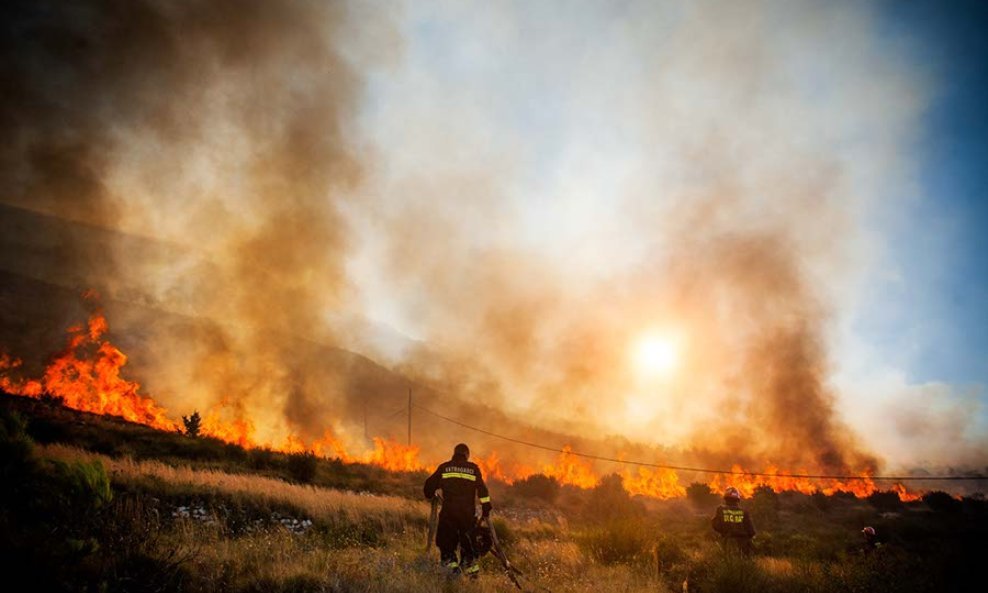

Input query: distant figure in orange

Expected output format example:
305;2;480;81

711;486;756;557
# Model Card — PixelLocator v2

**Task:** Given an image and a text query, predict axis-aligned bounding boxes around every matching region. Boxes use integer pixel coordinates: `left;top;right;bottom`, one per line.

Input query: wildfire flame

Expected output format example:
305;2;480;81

0;307;922;501
1;314;176;431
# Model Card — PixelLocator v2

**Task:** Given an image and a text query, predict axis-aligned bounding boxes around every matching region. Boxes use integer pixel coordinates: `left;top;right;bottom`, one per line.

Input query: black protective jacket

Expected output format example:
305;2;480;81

711;503;756;539
423;454;492;518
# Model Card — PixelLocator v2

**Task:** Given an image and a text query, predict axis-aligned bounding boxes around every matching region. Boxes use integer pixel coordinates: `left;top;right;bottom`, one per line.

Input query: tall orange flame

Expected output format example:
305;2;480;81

542;446;599;489
2;313;176;431
366;438;424;472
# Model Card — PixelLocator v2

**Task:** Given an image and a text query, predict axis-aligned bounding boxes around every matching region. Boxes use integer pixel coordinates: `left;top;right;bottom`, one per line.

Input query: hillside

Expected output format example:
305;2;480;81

2;391;986;593
0;203;686;475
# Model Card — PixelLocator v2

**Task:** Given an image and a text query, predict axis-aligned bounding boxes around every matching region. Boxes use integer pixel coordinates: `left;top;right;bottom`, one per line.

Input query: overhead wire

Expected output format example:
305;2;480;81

412;403;986;482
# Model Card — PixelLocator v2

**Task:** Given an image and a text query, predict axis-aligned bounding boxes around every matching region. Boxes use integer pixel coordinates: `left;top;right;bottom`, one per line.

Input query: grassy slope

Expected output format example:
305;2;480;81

2;393;986;593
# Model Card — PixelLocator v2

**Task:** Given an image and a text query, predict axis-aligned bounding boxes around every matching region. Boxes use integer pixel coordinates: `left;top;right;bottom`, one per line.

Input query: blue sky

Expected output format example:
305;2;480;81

872;0;988;386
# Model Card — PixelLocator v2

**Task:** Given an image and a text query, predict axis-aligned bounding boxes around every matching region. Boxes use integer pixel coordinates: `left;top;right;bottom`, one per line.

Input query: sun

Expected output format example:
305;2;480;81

633;333;679;378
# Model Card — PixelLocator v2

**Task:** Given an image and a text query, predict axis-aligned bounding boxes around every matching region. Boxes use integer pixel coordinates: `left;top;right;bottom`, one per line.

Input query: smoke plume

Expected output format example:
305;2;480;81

0;0;384;444
2;0;980;476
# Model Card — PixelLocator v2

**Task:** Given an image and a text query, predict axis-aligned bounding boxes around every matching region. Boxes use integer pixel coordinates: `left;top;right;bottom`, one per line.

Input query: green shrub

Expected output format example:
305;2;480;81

751;485;779;523
810;490;830;512
47;458;113;512
287;451;318;484
0;407;35;482
510;473;561;503
584;473;643;521
653;532;689;569
577;518;653;565
922;491;961;513
691;552;769;593
248;447;277;470
687;481;719;507
868;490;903;513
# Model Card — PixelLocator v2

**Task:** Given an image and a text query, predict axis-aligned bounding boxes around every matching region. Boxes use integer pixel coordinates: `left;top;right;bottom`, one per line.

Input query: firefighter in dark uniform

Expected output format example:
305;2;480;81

860;526;881;554
711;486;756;557
423;443;492;577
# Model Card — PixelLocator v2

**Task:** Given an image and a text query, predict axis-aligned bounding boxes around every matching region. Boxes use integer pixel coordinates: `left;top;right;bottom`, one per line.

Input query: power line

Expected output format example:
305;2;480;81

413;403;986;482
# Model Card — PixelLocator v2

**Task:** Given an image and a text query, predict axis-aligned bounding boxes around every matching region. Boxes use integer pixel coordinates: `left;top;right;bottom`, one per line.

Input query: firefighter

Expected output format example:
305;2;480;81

861;526;881;554
711;486;756;557
423;443;492;578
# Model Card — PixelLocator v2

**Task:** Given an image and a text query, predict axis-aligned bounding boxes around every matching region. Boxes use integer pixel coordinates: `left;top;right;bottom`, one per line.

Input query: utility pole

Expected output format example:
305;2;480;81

407;387;412;446
363;401;368;441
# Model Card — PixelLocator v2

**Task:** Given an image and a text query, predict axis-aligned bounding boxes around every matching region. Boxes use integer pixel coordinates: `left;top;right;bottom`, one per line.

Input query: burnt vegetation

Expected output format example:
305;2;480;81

2;391;987;593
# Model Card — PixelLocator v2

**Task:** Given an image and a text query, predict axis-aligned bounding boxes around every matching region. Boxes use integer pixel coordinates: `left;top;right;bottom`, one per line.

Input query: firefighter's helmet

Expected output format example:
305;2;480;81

724;487;741;501
454;443;470;459
862;526;876;536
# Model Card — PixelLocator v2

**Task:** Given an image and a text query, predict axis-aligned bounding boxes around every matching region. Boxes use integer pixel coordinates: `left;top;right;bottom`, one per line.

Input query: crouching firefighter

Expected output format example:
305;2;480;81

711;486;756;557
424;443;492;578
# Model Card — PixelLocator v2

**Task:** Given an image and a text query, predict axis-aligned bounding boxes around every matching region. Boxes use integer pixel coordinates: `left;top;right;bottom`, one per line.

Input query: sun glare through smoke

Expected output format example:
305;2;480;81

633;333;680;379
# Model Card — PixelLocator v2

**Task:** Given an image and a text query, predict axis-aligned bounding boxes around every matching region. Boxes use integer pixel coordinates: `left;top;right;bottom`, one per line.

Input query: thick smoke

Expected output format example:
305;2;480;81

0;0;382;444
1;0;979;475
350;0;929;473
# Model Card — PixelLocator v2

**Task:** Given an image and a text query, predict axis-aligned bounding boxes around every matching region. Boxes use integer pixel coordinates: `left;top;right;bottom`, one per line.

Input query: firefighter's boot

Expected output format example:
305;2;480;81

442;560;461;578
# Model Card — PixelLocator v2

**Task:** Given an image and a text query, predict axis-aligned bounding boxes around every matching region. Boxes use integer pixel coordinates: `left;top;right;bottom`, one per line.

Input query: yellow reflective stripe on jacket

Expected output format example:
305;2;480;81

442;472;477;481
479;496;491;503
723;509;745;523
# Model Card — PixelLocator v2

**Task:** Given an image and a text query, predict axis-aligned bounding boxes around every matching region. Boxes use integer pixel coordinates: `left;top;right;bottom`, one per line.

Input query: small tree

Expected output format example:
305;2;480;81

811;489;831;512
867;489;903;512
686;482;718;507
182;411;202;437
287;451;319;484
751;484;780;522
922;490;961;513
511;473;561;503
585;474;640;521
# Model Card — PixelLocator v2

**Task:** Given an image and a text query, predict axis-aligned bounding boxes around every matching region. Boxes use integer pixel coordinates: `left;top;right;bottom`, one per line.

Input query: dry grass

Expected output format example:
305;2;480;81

33;444;681;592
27;443;977;593
162;522;675;593
40;443;422;527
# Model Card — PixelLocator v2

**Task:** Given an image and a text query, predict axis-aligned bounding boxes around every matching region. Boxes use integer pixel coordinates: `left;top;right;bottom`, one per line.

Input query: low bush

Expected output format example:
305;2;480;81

867;490;903;513
687;482;720;508
922;490;961;513
511;473;561;504
576;518;653;565
287;451;318;484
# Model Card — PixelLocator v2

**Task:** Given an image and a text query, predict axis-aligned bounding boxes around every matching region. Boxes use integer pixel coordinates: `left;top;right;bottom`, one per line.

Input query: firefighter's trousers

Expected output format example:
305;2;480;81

436;511;477;567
